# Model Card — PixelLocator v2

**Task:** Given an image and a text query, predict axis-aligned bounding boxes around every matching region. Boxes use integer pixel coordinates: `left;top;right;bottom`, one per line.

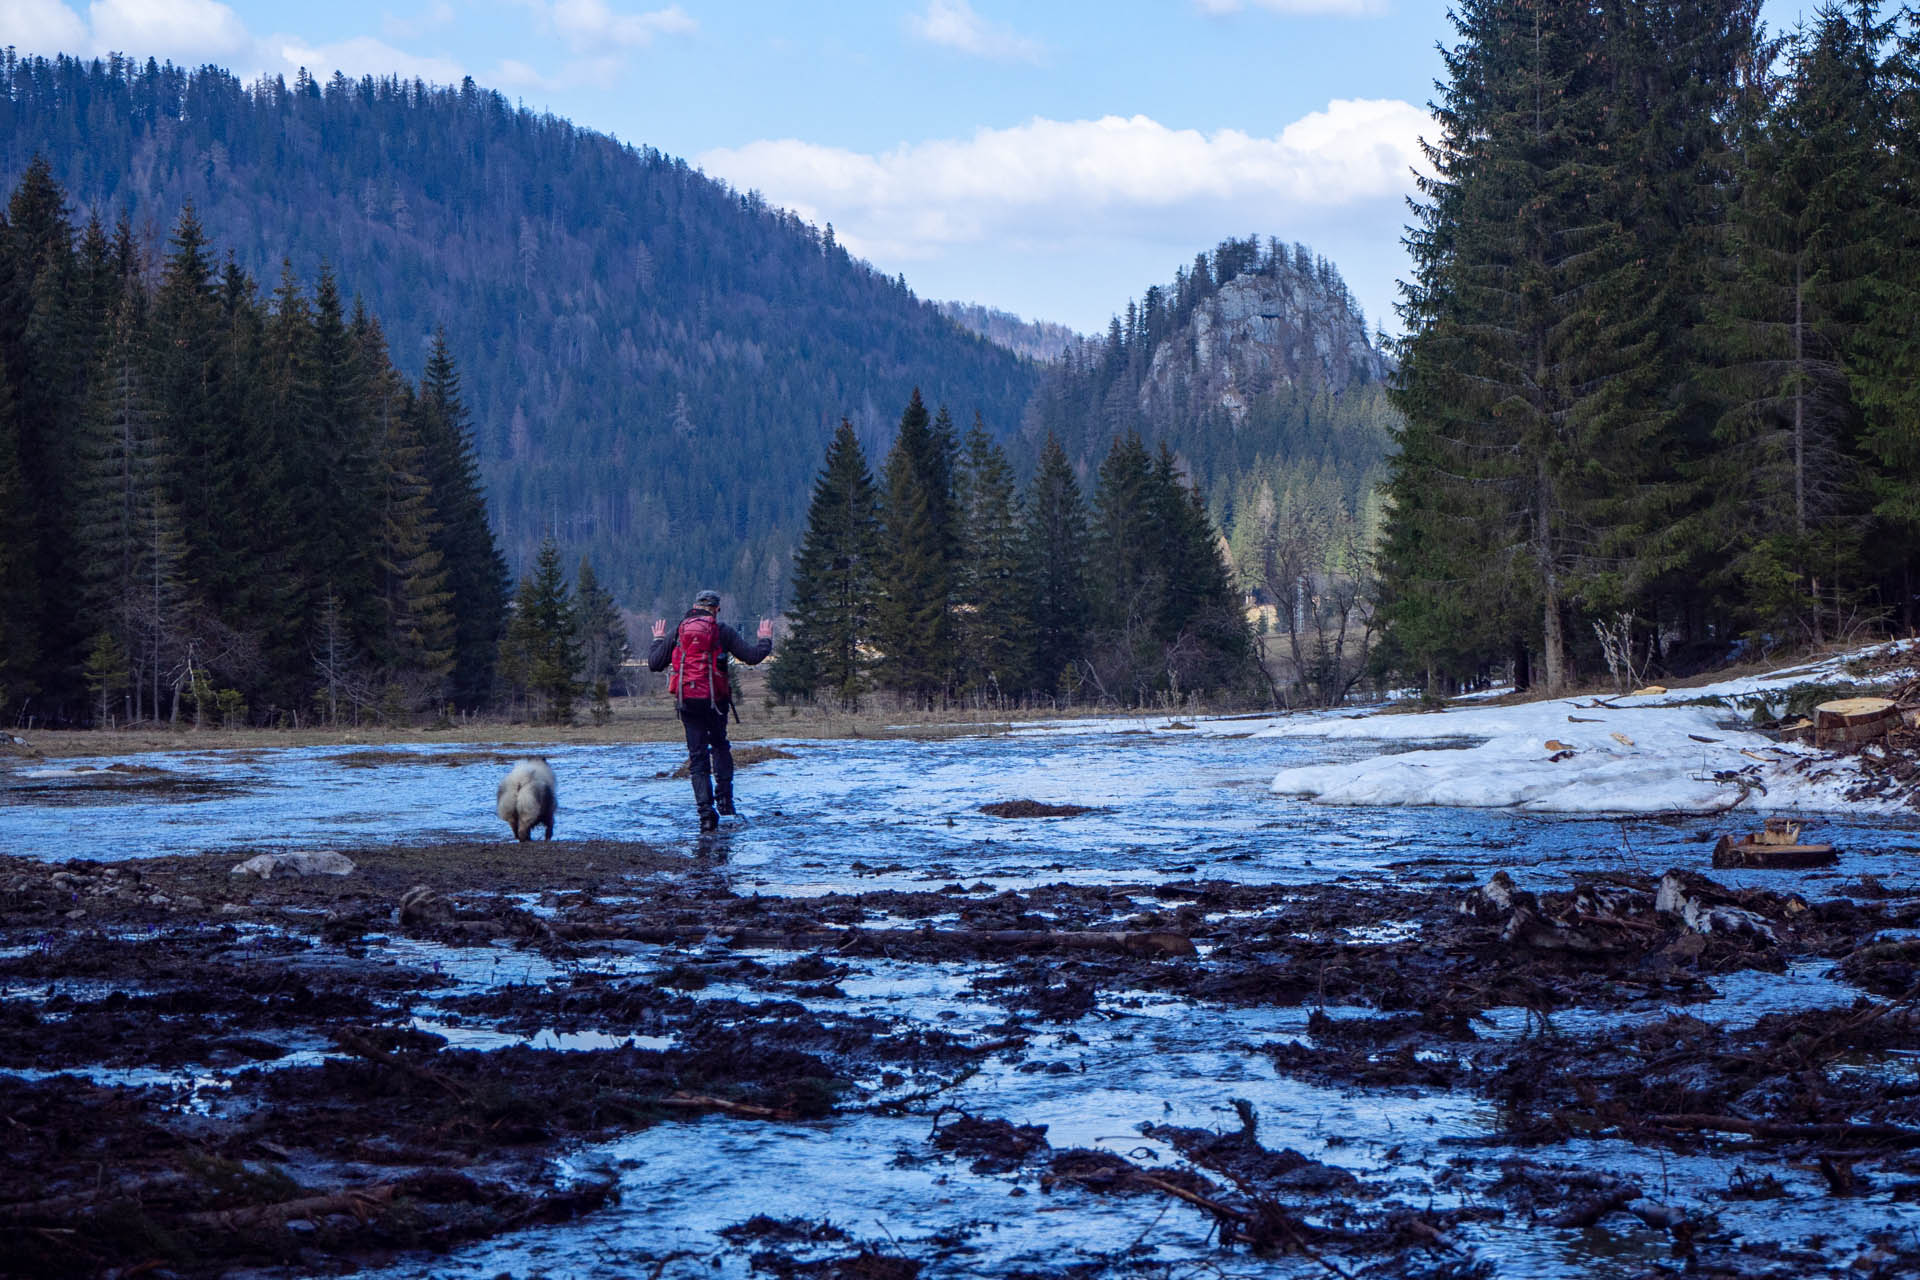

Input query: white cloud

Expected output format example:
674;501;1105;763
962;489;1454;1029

1194;0;1386;16
383;1;455;42
89;0;252;59
906;0;1043;64
698;100;1427;262
5;0;89;54
525;0;696;53
491;53;629;91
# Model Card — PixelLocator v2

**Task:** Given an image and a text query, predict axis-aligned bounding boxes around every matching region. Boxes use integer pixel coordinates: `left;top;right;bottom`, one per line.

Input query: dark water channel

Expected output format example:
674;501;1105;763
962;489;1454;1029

6;719;1920;1277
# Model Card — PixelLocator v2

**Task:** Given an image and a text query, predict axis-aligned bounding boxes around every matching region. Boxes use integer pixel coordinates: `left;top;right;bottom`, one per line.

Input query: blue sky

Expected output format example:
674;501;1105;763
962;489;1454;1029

10;1;1817;336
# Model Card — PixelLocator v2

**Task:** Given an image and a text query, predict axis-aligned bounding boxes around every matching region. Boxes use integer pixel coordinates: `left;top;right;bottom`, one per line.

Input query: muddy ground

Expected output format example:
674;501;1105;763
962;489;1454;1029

4;836;1920;1278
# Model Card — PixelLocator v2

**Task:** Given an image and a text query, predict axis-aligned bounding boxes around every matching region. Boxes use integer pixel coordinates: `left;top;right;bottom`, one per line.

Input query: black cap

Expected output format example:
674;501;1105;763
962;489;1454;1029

694;589;721;609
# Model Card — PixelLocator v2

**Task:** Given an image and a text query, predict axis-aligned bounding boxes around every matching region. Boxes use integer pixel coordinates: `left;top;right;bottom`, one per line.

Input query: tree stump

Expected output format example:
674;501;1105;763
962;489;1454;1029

1813;697;1898;747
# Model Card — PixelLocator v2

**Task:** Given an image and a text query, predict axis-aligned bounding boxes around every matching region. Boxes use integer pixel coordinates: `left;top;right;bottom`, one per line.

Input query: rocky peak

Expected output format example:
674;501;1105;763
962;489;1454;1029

1140;267;1386;428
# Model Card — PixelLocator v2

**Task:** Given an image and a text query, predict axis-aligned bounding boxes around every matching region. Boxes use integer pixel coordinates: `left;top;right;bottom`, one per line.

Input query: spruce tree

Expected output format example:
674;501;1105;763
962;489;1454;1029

1702;6;1883;640
369;342;455;706
0;355;37;715
1149;442;1252;696
1022;434;1091;699
776;419;882;707
953;416;1029;699
417;330;508;709
146;207;229;608
873;391;955;704
503;538;581;723
1090;431;1162;649
1;155;84;713
299;268;378;654
572;556;631;691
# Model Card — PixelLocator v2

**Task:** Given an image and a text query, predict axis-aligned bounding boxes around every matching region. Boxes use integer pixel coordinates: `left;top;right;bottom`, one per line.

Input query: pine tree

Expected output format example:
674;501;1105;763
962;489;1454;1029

74;300;160;713
0;355;37;715
953;416;1030;700
252;260;319;711
298;268;378;654
1702;6;1883;640
1;155;84;713
1022;434;1091;699
572;556;630;691
417;330;508;709
1149;442;1252;697
368;329;455;707
83;629;130;727
1090;431;1163;687
873;391;955;704
146;206;229;608
503;538;581;723
775;419;882;707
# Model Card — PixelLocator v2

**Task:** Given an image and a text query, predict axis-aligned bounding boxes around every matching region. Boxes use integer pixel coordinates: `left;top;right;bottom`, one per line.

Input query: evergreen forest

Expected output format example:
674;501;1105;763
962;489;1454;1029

0;51;1038;618
1383;0;1920;692
1021;235;1401;706
774;392;1257;709
0;159;520;727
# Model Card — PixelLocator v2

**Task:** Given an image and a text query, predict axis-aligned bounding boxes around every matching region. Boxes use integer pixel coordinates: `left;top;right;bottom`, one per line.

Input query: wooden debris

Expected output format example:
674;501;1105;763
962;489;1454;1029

552;921;1196;957
331;1028;471;1100
1656;871;1777;941
1711;818;1837;869
181;1183;398;1230
1813;696;1898;747
657;1091;794;1120
1458;870;1520;922
1609;732;1635;747
1631;684;1668;696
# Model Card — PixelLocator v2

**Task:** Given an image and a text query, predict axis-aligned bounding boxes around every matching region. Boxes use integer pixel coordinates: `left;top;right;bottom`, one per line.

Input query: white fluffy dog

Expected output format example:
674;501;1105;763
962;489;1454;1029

496;757;557;842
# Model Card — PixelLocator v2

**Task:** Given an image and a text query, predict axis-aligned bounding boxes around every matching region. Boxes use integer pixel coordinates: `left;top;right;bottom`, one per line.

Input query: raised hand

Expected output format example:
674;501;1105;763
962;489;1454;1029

757;618;773;641
651;618;667;640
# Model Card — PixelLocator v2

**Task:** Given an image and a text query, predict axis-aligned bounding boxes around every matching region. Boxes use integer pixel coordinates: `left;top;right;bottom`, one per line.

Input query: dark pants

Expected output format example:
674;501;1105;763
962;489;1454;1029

679;704;732;812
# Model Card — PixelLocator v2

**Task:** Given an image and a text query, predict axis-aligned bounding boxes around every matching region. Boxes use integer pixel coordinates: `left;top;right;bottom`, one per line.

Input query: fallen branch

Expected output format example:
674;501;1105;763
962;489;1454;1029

180;1183;397;1230
331;1029;470;1100
656;1091;794;1120
1645;1113;1920;1146
555;922;1195;957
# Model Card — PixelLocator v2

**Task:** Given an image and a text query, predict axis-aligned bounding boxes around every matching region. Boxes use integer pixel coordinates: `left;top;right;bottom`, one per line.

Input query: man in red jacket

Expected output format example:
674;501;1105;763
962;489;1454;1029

647;589;774;831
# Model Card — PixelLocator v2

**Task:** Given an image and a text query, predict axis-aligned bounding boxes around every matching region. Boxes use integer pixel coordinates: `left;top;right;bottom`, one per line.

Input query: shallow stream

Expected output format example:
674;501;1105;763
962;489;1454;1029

8;718;1920;1277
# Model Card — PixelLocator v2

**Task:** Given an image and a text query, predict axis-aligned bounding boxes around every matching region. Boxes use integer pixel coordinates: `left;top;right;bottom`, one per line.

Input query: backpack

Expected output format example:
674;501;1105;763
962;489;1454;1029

670;614;731;709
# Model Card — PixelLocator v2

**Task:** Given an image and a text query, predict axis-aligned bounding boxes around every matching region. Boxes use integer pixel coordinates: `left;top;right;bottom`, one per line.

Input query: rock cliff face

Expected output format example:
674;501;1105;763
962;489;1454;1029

1139;270;1386;427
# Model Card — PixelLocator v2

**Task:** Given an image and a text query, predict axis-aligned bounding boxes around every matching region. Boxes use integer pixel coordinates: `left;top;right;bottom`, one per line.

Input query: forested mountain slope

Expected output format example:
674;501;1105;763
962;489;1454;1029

935;301;1081;363
1023;236;1397;539
0;52;1037;615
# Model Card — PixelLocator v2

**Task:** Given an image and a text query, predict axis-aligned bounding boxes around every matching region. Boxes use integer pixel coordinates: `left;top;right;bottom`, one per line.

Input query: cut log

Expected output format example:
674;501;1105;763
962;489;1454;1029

1711;835;1837;870
1813;697;1898;746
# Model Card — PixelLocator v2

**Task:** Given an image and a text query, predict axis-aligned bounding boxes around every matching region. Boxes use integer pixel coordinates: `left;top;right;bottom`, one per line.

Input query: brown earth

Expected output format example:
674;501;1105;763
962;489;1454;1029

4;843;1920;1277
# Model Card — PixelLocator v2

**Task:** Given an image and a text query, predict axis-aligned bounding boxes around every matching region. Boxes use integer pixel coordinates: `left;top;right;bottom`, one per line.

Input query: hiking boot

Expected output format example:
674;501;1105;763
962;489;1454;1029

716;791;736;817
691;772;719;832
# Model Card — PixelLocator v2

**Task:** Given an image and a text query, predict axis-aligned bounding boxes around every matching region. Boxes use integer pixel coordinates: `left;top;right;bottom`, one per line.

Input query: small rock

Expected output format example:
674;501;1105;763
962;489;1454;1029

64;908;84;919
220;903;244;914
231;851;356;879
